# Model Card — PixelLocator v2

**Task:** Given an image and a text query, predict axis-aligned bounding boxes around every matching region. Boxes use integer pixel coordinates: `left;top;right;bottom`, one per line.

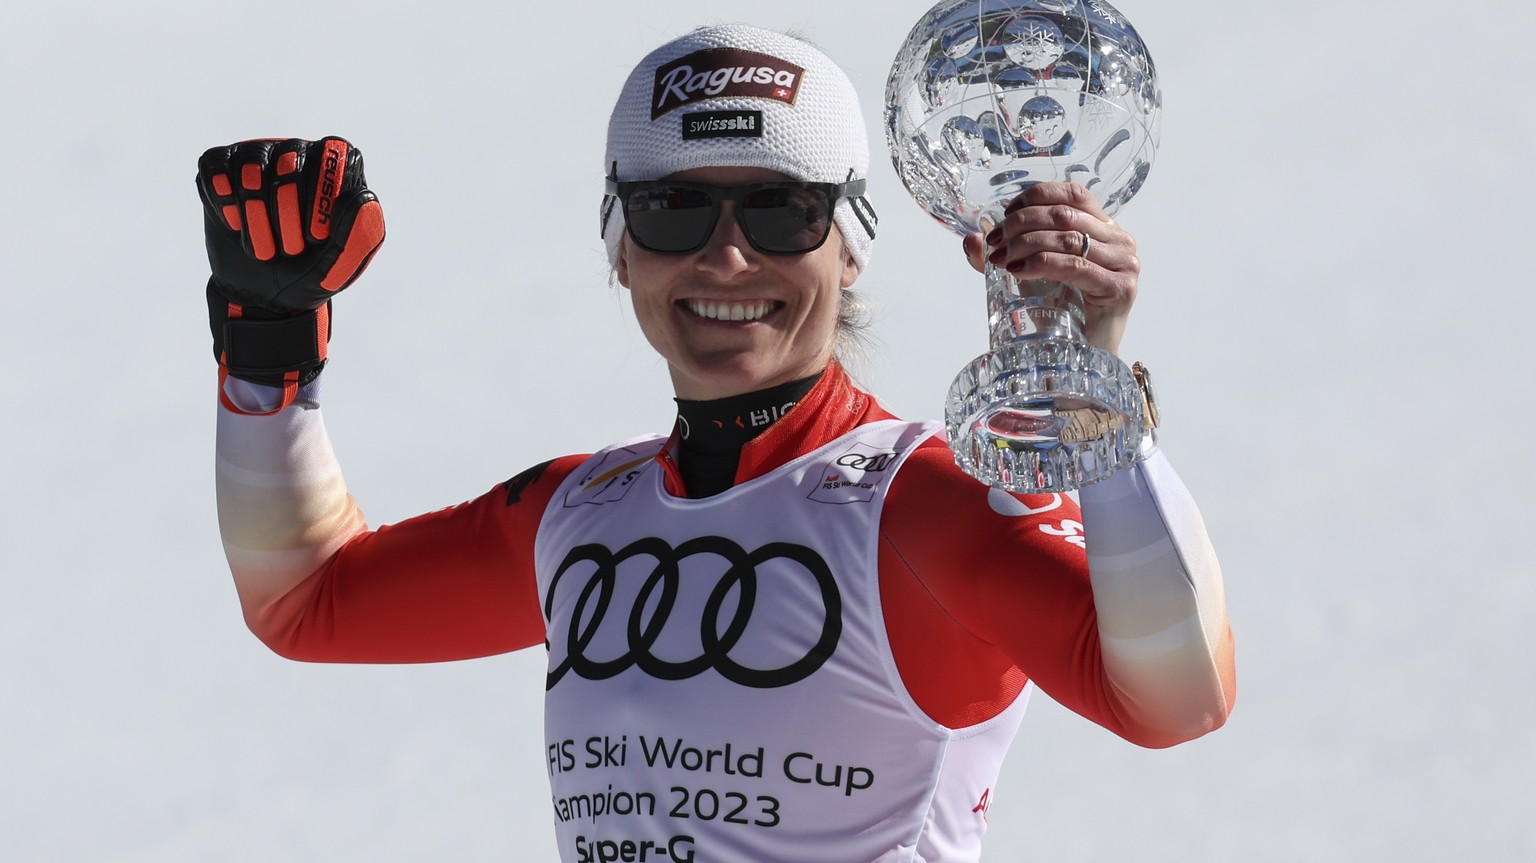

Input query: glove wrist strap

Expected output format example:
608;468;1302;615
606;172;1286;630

221;308;329;380
207;280;330;416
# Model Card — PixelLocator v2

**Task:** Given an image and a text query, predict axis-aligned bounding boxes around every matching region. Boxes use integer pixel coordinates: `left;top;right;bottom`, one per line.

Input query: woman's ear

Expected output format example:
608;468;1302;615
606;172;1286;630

615;237;631;289
840;245;861;289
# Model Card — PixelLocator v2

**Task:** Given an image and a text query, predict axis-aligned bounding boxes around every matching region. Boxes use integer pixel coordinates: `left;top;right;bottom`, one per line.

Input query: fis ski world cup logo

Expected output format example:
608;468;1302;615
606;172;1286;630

652;48;805;119
810;443;898;505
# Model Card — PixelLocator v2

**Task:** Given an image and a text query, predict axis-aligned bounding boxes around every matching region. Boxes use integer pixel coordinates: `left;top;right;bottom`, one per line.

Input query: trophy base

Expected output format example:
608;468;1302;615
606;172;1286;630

945;339;1145;493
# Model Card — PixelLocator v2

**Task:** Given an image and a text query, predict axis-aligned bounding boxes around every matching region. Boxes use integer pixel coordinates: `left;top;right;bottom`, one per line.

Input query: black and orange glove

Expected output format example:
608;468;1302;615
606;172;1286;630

196;136;385;414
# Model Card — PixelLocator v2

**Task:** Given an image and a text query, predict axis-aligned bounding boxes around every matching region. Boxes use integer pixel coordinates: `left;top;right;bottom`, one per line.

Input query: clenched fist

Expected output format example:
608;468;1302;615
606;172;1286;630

197;137;385;406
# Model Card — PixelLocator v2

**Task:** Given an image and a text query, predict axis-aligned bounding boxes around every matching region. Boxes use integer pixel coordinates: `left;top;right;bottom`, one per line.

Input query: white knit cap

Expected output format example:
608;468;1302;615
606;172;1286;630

601;24;876;269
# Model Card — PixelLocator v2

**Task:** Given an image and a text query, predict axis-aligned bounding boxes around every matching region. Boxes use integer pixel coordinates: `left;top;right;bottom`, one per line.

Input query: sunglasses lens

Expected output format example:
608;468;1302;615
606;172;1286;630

620;183;838;254
741;186;833;253
624;185;717;252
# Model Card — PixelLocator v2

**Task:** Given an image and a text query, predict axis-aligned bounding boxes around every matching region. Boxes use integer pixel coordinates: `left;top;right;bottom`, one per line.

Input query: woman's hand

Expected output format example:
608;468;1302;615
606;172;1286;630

961;182;1139;356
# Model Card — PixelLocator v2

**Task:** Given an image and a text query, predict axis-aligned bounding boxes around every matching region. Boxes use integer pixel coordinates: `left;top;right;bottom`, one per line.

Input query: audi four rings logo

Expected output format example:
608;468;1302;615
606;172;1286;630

544;537;843;691
835;451;896;472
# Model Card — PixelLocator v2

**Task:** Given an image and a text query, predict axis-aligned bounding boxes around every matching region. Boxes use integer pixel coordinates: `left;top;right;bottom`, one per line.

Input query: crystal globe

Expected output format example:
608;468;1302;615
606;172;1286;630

886;0;1162;492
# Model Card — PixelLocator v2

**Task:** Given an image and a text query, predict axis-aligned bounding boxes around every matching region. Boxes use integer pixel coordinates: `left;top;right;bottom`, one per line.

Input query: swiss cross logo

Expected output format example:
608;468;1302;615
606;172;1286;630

775;87;791;98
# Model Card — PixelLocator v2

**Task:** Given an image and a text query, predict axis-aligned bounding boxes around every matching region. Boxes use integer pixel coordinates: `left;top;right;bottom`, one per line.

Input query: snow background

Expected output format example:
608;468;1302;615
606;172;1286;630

2;0;1532;860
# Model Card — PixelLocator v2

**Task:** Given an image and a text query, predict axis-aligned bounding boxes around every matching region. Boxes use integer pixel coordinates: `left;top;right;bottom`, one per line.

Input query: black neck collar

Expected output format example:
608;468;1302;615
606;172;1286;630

674;372;823;454
671;372;823;496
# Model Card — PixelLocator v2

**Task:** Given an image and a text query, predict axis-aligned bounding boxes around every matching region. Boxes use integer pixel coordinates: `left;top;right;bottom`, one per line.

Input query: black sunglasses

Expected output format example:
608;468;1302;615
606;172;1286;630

605;178;869;255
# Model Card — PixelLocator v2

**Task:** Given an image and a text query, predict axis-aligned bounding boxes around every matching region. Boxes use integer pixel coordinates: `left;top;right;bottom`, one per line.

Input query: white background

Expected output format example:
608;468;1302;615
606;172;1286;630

2;0;1532;860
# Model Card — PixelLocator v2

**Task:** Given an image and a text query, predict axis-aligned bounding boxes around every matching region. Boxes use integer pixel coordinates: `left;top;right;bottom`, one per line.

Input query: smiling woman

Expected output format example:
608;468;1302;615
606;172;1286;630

615;166;861;400
201;21;1234;863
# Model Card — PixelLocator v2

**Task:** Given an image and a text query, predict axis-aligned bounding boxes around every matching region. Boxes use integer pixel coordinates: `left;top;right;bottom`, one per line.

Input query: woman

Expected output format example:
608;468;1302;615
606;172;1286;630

201;24;1234;863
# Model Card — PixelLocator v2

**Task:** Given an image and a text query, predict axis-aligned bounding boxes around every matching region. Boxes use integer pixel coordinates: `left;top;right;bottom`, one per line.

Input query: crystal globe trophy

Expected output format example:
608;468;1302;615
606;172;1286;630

886;0;1161;492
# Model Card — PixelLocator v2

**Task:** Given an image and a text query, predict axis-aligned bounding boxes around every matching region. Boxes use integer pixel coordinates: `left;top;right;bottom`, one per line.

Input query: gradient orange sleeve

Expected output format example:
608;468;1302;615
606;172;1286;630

880;440;1234;747
215;390;586;663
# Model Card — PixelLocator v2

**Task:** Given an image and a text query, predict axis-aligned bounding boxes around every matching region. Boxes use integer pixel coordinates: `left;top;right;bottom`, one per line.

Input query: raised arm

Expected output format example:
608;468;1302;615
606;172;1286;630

882;182;1233;744
199;137;562;663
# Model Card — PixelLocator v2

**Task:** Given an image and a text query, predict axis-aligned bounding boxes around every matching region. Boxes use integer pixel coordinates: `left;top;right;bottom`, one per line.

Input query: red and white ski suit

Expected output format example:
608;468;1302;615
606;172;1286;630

214;364;1234;862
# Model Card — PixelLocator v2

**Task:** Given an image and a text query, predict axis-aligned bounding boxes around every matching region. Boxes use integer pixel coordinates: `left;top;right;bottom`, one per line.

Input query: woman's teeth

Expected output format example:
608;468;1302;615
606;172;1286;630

685;300;774;321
